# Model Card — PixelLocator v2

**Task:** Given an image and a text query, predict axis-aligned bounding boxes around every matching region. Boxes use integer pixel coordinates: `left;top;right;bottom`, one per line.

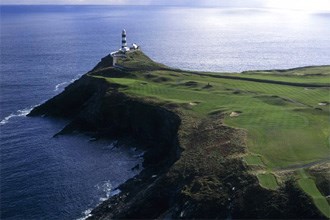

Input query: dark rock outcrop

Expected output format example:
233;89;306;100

29;74;181;169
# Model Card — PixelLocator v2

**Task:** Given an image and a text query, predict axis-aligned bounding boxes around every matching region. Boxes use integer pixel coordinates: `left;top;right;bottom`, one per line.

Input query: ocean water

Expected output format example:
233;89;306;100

0;5;329;220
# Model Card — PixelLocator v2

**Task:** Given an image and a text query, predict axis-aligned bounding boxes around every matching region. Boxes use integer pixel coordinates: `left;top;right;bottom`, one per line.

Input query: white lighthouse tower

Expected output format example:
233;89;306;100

111;29;139;66
122;29;127;49
120;29;130;52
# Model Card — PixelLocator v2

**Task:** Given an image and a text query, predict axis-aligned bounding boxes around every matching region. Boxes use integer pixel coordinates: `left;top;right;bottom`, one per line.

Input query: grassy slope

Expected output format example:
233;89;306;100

297;169;330;217
257;173;278;190
91;50;330;217
105;70;329;167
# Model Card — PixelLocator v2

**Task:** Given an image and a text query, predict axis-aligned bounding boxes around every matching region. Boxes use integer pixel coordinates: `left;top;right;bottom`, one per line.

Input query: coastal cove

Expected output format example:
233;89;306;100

28;50;330;218
0;114;144;219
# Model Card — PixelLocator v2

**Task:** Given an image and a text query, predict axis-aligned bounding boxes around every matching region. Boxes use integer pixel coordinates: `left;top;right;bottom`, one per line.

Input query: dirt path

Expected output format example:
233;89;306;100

185;71;330;88
275;157;330;171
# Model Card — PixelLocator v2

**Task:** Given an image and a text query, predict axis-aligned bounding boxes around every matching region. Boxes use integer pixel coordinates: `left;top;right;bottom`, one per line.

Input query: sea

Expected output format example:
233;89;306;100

1;5;330;220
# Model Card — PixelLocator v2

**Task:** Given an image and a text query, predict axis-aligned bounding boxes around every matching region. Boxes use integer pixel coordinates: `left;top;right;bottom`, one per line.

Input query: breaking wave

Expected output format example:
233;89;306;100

0;107;33;126
76;180;121;220
76;208;93;220
54;82;68;91
54;74;81;92
96;180;121;202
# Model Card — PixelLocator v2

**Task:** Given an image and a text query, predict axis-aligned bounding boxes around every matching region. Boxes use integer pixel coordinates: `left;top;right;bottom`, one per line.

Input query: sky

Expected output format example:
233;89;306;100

1;0;330;12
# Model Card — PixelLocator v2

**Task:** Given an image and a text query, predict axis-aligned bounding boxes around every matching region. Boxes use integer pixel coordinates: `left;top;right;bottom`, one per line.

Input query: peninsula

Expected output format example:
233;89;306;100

28;40;330;218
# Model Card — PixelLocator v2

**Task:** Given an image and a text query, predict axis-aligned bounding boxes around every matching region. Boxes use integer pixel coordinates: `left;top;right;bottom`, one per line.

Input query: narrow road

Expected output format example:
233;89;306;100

275;157;330;171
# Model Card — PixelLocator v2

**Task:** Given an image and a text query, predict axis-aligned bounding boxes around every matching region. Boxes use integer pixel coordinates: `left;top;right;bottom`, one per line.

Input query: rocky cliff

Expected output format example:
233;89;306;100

28;51;324;219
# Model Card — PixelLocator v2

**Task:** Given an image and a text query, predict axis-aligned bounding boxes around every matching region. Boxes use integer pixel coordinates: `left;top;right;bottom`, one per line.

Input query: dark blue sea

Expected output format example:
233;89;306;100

1;5;330;220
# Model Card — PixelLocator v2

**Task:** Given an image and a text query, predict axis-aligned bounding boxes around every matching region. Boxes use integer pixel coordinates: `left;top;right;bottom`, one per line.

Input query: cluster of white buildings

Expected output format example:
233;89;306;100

111;29;139;66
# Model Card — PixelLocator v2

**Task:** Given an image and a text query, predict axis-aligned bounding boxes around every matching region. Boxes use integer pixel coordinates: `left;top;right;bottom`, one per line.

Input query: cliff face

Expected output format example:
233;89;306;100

28;52;324;219
29;75;110;118
29;75;181;168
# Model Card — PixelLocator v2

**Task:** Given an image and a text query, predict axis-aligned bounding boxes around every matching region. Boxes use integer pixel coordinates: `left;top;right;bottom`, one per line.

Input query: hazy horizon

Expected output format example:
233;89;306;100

0;0;329;11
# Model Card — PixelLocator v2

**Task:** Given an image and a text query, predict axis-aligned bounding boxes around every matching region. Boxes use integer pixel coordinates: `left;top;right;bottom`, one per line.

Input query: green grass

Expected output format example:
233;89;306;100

90;51;330;217
257;173;278;190
229;67;330;85
244;154;264;166
298;171;330;218
116;50;168;70
99;68;330;169
105;70;329;166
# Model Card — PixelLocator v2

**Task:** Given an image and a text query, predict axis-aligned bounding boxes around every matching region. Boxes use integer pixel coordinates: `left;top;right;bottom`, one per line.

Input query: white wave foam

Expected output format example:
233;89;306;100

96;180;113;202
0;107;33;126
70;74;81;83
76;208;93;220
96;180;122;201
54;74;81;92
54;82;68;91
110;189;121;197
76;180;121;220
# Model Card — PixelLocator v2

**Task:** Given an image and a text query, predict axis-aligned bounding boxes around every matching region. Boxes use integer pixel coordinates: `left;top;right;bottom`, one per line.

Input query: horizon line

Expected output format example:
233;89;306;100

1;4;329;13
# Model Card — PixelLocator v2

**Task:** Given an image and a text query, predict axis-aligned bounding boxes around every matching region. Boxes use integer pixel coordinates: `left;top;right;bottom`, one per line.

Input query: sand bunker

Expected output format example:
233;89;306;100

189;102;199;106
318;102;328;106
230;111;241;117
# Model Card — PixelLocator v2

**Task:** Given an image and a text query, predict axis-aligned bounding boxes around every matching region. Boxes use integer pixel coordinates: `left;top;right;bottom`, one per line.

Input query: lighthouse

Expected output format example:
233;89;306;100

111;29;140;66
122;29;127;49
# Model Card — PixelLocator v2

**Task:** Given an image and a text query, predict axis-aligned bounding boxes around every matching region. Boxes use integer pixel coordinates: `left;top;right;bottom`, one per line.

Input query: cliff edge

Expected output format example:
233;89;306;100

29;50;327;219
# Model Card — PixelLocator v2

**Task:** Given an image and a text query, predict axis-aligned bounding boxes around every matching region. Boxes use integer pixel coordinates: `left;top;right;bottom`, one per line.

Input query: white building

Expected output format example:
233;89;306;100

111;29;139;66
120;29;130;52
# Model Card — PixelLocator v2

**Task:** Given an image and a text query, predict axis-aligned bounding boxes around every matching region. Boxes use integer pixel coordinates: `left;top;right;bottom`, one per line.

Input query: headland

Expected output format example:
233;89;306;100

28;49;330;219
